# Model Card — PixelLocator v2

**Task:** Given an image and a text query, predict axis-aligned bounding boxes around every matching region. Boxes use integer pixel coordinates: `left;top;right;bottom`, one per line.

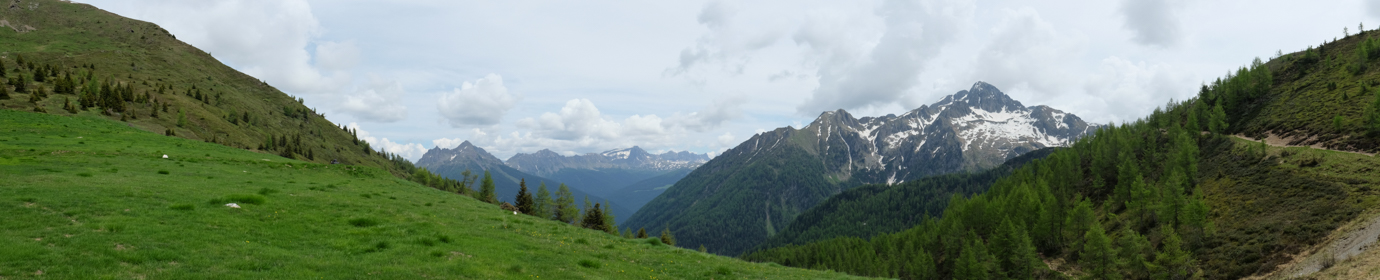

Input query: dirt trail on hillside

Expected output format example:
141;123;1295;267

1231;133;1375;156
1256;213;1380;279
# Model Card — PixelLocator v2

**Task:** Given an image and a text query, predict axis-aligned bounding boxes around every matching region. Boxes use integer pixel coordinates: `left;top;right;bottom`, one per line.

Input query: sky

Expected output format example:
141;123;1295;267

78;0;1380;161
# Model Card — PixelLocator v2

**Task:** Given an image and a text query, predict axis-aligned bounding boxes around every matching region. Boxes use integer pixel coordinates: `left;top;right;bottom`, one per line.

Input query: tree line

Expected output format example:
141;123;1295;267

404;167;678;244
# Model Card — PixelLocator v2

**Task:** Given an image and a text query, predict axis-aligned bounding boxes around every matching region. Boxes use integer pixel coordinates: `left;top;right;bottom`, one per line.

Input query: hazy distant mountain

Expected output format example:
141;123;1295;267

504;147;709;215
415;141;634;222
505;146;709;177
623;81;1097;255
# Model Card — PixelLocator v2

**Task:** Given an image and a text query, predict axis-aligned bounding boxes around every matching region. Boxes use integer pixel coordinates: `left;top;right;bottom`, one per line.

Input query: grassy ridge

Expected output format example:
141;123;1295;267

0;0;413;176
0;109;867;279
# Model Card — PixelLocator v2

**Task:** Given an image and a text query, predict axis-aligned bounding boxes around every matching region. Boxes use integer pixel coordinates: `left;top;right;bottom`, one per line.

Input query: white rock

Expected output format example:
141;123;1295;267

513;211;518;215
162;155;168;159
225;203;241;209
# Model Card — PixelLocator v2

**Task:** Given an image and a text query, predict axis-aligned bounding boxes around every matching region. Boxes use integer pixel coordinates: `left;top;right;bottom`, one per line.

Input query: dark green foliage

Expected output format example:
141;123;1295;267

580;203;608;232
479;170;496;204
1368;89;1380;135
515;179;535;215
637;227;648;239
1;85;9;100
577;259;600;269
555;183;578;224
169;203;194;211
347;217;380;228
1081;223;1119;280
953;237;992;280
660;227;676;246
757;148;1057;250
534;182;553;219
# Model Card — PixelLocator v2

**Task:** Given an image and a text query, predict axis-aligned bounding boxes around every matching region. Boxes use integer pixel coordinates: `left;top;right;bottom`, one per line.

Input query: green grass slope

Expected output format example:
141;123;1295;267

0;0;413;176
0;110;868;279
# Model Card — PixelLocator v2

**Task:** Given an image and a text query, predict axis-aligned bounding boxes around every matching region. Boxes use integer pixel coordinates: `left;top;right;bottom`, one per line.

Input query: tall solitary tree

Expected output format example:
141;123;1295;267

601;200;617;234
554;183;577;224
637;227;648;238
515;178;535;215
479;170;497;204
534;182;553;219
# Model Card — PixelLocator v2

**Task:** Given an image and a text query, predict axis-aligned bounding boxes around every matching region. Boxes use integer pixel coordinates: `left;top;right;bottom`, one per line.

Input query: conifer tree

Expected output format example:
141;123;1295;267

659;227;676;246
1116;228;1152;279
1065;197;1095;257
1080;223;1120;280
580;203;608;232
954;238;991;280
515;179;535;215
637;227;648;238
1209;103;1228;134
0;85;9;100
1368;88;1380;135
478;170;496;204
623;228;633;239
534;182;553;219
1153;226;1194;279
991;219;1038;280
554;183;577;223
907;249;936;280
601;200;617;234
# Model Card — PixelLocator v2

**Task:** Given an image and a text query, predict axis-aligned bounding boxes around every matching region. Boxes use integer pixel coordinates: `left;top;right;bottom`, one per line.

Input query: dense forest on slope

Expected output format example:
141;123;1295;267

744;28;1380;279
753;148;1058;252
623;128;838;256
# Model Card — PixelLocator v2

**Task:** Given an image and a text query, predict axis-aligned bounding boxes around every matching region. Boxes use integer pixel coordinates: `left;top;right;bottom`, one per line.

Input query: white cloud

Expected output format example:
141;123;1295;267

432;137;467;150
717;132;736;147
314;40;361;71
666;95;746;132
437;74;521;127
1120;0;1184;47
348;122;428;161
337;75;407;122
970;7;1084;101
1082;57;1197;122
794;0;974;114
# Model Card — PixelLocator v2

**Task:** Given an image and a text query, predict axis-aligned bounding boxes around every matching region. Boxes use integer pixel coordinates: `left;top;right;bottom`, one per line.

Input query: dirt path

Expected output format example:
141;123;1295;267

1231;133;1375;156
1257;212;1380;279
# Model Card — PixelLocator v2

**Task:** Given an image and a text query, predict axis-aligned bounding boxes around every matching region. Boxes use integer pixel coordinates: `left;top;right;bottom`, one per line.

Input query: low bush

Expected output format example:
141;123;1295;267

348;217;380;228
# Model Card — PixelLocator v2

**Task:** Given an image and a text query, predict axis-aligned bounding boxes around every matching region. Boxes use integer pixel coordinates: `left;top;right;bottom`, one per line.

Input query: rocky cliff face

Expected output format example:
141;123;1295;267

791;81;1097;184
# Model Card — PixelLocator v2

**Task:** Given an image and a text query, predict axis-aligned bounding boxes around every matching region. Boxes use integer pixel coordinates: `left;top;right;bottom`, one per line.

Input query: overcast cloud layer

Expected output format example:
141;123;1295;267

81;0;1377;161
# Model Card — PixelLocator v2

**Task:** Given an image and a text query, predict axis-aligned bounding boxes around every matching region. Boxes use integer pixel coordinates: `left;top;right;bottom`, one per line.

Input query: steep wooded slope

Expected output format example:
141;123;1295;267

0;0;414;176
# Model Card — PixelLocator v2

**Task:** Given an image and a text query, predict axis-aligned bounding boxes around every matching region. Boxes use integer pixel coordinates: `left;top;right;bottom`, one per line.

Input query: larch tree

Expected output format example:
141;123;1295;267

554;183;577;224
534;182;553;219
479;170;496;204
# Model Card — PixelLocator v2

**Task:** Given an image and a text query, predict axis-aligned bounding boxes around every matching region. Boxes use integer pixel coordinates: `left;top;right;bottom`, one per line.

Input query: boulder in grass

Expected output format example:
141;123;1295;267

162;154;168;159
225;203;240;209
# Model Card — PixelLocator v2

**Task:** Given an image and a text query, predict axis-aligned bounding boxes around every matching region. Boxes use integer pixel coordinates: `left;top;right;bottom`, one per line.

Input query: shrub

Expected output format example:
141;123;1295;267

157;170;169;175
646;238;663;246
348;217;380;227
256;187;278;195
436;235;452;243
577;259;601;269
169;203;194;210
715;266;733;276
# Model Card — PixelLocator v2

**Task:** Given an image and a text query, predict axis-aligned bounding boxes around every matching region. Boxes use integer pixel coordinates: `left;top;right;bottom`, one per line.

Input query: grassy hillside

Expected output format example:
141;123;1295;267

0;109;868;279
0;0;414;176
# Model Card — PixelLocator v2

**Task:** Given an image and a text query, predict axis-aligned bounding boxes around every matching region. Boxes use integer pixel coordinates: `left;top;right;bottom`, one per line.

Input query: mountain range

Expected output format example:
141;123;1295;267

415;141;710;223
622;81;1097;255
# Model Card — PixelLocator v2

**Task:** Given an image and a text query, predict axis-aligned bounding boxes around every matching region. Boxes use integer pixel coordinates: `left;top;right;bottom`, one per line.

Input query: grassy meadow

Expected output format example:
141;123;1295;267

0;109;867;279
